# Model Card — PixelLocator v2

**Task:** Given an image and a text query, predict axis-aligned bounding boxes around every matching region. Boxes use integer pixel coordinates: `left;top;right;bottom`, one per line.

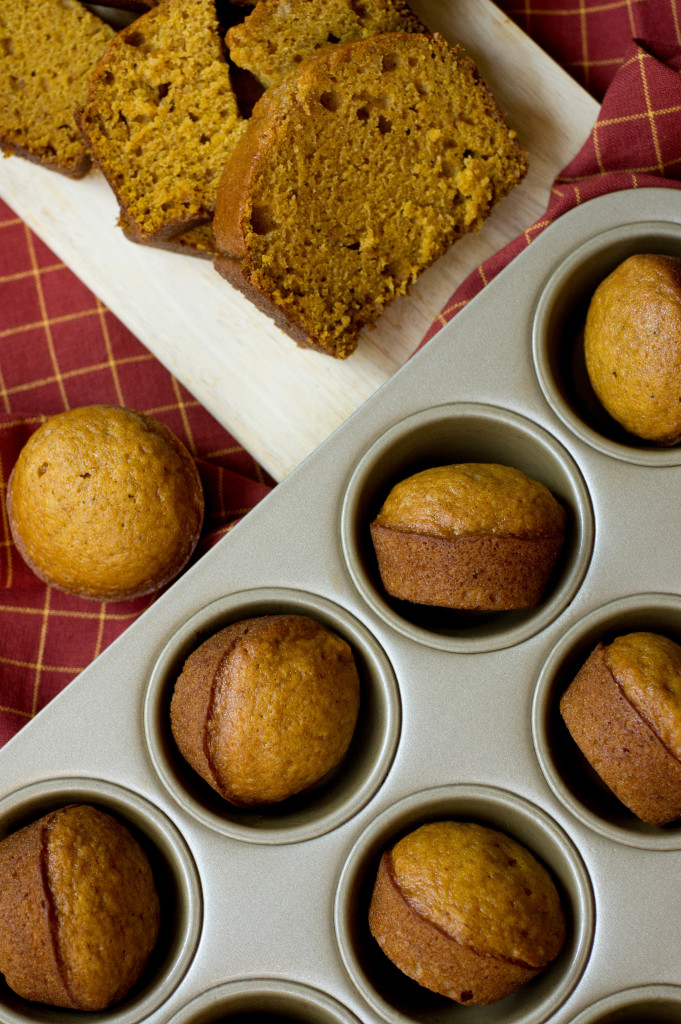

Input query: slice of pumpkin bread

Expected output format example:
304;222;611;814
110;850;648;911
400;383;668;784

0;0;115;178
76;0;246;241
226;0;427;89
119;210;218;258
213;32;529;359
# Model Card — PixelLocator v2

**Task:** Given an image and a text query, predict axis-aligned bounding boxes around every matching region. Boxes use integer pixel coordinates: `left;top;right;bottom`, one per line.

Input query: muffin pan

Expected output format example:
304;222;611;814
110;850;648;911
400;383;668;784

1;187;681;1024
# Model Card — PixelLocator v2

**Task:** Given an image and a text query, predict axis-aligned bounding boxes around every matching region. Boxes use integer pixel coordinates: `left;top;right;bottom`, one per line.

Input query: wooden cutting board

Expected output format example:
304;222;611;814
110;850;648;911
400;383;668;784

0;0;599;480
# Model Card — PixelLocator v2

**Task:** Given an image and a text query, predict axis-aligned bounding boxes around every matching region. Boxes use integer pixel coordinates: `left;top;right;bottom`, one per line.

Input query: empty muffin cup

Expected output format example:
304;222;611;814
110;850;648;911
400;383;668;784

145;588;401;844
567;984;681;1023
533;593;681;849
0;777;202;1024
334;784;593;1024
341;403;593;653
532;221;681;465
166;978;362;1024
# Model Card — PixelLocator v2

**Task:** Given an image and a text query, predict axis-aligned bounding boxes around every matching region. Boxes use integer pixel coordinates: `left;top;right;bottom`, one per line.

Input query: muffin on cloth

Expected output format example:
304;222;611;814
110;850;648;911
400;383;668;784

170;614;361;806
7;404;204;600
560;631;681;825
369;820;566;1005
370;463;566;610
584;253;681;445
0;804;160;1010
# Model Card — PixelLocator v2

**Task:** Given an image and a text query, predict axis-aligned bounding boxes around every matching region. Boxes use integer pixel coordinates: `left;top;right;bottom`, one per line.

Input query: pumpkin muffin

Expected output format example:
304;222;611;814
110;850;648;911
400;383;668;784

369;821;566;1005
213;31;528;359
7;404;204;600
0;804;160;1010
170;614;361;806
584;253;681;445
370;463;566;610
560;632;681;825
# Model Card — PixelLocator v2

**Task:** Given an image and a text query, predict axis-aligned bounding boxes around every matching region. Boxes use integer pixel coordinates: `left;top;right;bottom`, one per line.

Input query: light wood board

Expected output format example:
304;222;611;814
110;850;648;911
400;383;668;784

0;0;600;480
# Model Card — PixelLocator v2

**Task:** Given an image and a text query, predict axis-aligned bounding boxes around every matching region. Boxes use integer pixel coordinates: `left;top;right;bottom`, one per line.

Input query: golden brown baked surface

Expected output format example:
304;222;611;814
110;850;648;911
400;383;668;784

227;0;427;88
584;253;681;445
560;634;681;825
373;464;566;539
369;821;566;1004
214;32;528;359
7;404;204;600
0;804;160;1010
370;463;566;609
170;614;361;805
0;0;115;178
76;0;246;241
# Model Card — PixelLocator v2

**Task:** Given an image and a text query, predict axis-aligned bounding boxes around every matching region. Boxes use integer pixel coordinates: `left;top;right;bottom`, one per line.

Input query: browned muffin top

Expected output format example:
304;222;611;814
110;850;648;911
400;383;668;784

389;821;565;967
584;253;681;444
45;805;160;1010
171;614;361;805
374;464;566;540
0;803;160;1011
605;632;681;759
7;404;204;600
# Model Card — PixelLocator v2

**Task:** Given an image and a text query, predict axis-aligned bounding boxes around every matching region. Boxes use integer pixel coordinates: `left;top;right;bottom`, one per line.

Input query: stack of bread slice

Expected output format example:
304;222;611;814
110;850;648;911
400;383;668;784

2;0;529;360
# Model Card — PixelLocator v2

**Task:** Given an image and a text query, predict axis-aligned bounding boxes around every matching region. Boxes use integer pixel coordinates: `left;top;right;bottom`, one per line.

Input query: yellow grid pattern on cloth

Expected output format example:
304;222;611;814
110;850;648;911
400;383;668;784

0;197;273;745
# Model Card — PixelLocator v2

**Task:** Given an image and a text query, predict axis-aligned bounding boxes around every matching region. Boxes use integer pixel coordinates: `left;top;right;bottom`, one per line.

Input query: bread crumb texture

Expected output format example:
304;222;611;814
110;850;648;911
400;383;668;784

7;404;204;600
390;821;565;967
0;0;114;176
374;464;566;539
214;31;528;358
227;0;427;88
605;632;681;761
77;0;246;239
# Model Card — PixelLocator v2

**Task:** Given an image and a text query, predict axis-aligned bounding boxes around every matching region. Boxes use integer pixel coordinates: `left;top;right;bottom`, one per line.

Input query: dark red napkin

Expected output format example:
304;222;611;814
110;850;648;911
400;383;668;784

421;0;681;346
0;208;273;745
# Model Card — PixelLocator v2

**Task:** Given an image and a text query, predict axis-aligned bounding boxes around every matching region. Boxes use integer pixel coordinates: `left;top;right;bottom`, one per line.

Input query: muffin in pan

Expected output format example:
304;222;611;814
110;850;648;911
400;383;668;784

370;463;566;610
560;631;681;826
7;404;204;601
584;253;681;445
368;820;566;1005
0;804;160;1010
170;614;361;806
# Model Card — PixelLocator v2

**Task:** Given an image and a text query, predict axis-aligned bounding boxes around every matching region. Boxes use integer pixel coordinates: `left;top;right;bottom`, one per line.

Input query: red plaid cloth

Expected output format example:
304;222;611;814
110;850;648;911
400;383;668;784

0;214;273;745
422;0;681;344
2;0;681;747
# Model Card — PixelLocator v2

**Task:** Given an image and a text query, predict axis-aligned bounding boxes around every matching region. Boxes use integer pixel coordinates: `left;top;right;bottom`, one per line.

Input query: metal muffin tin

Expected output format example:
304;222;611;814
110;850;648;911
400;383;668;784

1;187;681;1024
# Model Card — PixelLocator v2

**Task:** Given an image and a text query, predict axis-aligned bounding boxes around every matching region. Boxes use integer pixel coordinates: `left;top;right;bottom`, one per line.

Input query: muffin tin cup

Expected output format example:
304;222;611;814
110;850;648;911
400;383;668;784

334;784;594;1024
0;777;202;1024
533;592;681;850
567;984;681;1023
144;587;401;845
341;402;594;653
532;220;681;465
166;978;362;1024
